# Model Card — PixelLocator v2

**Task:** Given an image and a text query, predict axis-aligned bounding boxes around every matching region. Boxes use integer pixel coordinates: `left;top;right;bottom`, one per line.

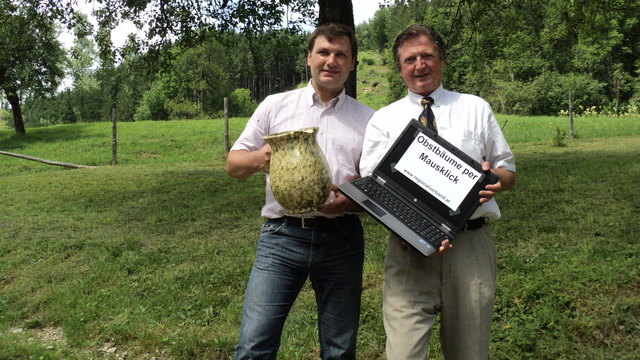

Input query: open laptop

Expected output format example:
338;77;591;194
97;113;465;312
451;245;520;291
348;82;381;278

339;119;499;256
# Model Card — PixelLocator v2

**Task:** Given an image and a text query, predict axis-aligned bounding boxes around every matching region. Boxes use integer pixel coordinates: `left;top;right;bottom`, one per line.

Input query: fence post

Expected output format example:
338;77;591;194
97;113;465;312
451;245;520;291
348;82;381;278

111;107;117;165
224;97;230;155
568;89;575;139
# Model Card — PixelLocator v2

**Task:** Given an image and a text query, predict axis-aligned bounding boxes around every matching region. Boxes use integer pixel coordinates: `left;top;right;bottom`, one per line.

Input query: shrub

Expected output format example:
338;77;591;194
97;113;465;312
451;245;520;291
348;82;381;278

133;81;169;121
228;88;257;117
551;128;567;147
360;57;375;66
547;73;605;115
487;72;605;116
386;71;406;104
0;108;11;129
166;100;203;120
489;79;538;115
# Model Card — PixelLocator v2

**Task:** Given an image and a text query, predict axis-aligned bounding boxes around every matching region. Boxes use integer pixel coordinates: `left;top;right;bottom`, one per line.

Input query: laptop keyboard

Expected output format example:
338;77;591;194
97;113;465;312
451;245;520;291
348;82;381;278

352;177;447;247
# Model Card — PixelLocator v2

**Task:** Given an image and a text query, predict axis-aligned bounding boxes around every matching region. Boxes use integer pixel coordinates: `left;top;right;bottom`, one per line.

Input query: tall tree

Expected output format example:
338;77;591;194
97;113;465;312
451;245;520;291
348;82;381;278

66;12;102;122
83;0;361;98
88;0;315;64
0;2;65;133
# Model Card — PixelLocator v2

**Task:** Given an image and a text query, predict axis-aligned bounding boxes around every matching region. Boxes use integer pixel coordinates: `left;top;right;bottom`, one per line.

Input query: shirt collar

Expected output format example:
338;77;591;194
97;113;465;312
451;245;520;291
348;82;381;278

407;83;444;107
305;80;346;110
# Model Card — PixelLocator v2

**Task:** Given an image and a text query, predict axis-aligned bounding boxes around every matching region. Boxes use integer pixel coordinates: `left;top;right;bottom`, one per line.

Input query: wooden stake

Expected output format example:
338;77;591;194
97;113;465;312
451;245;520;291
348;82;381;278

568;89;575;138
224;97;230;155
112;107;117;165
0;151;97;169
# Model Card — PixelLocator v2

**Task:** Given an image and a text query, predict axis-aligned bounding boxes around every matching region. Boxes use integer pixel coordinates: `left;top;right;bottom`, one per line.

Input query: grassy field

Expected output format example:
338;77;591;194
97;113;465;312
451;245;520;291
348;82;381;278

1;113;639;359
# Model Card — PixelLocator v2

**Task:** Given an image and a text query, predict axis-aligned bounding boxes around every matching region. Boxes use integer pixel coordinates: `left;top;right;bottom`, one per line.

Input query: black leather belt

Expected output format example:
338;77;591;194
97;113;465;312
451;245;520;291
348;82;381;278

272;215;354;230
464;217;486;231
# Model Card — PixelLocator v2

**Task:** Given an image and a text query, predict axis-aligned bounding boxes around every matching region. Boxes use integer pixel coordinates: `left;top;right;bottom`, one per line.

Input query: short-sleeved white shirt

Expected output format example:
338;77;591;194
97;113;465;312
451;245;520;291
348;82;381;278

360;85;515;219
231;82;375;219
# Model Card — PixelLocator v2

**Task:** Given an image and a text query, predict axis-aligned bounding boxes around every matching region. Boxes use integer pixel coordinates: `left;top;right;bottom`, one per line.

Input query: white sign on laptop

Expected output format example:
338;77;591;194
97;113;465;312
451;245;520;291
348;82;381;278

394;133;482;211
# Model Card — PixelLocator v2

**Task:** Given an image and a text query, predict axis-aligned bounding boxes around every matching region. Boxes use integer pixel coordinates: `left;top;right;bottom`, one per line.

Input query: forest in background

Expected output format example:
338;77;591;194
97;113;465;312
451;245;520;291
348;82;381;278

1;0;639;130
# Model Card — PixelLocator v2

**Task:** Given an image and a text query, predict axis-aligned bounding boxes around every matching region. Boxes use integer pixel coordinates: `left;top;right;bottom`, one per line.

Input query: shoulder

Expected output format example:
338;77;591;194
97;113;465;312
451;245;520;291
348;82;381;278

442;89;491;109
370;96;409;121
343;95;376;119
344;94;374;110
263;87;305;104
255;88;307;116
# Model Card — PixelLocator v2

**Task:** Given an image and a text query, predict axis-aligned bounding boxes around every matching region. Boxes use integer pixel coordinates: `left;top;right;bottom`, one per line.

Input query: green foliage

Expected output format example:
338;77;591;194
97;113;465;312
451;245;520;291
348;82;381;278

0;2;66;132
547;73;606;115
166;100;203;120
163;41;233;115
0;5;65;94
31;29;308;126
551;128;567;147
486;72;605;116
356;0;640;116
356;51;392;110
228;88;258;117
0;108;10;129
134;80;169;121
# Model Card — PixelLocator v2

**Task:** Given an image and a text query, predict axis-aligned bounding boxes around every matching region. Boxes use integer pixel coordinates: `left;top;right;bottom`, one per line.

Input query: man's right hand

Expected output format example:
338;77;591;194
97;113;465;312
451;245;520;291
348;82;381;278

432;238;452;256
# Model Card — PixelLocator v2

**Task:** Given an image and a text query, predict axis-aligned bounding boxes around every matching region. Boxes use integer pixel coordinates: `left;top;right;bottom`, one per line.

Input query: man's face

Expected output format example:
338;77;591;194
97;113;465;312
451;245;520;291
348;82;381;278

397;34;444;96
307;35;355;92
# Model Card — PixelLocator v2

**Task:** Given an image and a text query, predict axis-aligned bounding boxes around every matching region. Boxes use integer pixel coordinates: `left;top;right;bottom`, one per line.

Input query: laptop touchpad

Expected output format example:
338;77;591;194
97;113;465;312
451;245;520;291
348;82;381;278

363;199;386;217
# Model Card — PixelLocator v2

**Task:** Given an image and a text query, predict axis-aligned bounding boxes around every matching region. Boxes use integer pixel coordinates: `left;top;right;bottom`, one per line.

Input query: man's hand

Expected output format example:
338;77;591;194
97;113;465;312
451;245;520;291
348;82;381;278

479;162;516;203
431;238;452;256
225;144;272;179
319;184;361;214
253;144;272;174
399;238;452;256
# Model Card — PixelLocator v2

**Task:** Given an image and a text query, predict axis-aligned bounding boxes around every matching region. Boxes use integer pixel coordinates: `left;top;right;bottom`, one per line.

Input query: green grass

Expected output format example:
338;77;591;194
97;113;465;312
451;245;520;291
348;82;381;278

356;51;392;110
1;115;639;359
497;114;640;144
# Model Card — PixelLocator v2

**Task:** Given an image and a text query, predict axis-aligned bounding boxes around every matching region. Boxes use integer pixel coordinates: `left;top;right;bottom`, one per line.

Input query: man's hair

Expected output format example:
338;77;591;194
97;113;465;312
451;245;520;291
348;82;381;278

308;23;358;60
392;24;446;70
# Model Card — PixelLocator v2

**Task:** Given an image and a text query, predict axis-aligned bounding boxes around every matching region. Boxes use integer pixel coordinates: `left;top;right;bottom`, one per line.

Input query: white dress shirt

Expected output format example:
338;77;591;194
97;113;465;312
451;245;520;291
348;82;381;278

231;82;375;219
360;84;515;219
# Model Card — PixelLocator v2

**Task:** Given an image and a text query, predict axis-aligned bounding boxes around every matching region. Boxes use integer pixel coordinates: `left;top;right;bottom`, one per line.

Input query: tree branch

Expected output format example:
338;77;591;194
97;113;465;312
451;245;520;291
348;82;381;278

0;151;98;169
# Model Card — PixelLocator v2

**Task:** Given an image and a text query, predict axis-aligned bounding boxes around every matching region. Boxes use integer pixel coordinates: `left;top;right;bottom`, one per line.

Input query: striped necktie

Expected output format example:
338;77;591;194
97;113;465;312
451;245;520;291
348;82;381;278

419;97;437;133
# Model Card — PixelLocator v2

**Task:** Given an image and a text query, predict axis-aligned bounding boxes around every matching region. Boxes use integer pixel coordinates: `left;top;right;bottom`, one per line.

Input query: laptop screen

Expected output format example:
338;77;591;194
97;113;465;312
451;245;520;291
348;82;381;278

395;130;483;211
373;120;496;229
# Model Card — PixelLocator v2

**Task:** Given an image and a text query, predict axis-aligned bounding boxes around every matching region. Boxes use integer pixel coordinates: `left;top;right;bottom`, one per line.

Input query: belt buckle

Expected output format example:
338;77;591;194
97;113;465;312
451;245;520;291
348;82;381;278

301;217;317;229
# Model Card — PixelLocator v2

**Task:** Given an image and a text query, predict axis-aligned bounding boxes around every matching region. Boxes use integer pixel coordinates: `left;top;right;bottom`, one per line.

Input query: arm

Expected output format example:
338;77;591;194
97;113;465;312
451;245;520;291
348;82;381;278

225;144;271;180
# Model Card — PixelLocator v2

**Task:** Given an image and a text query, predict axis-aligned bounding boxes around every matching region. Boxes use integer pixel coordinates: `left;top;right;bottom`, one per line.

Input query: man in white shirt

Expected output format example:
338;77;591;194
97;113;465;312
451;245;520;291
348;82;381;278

360;24;516;360
226;23;374;360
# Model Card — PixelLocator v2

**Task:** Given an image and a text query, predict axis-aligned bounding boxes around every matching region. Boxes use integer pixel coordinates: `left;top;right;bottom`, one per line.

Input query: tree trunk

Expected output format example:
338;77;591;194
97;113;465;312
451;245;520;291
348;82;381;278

244;33;267;101
6;92;25;134
318;0;357;99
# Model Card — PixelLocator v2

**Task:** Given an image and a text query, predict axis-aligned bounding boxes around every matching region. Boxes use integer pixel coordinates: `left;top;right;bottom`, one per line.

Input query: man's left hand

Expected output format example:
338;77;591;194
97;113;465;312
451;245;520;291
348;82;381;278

320;184;361;214
479;162;516;203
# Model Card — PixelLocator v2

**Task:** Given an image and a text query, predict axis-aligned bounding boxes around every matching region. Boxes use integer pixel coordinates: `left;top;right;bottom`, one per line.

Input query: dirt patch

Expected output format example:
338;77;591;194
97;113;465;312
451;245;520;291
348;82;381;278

139;152;163;158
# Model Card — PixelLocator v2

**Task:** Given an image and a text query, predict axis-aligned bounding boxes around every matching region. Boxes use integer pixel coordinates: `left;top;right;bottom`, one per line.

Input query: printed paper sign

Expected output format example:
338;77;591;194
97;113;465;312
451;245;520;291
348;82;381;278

395;134;482;210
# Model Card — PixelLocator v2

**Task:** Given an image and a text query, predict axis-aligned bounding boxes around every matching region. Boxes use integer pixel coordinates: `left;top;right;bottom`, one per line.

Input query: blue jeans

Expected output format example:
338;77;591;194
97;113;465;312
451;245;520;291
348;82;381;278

235;216;364;360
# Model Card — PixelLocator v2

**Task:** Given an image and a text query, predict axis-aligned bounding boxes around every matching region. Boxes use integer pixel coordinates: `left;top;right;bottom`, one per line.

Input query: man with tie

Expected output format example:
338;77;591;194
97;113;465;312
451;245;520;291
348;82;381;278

359;24;516;360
